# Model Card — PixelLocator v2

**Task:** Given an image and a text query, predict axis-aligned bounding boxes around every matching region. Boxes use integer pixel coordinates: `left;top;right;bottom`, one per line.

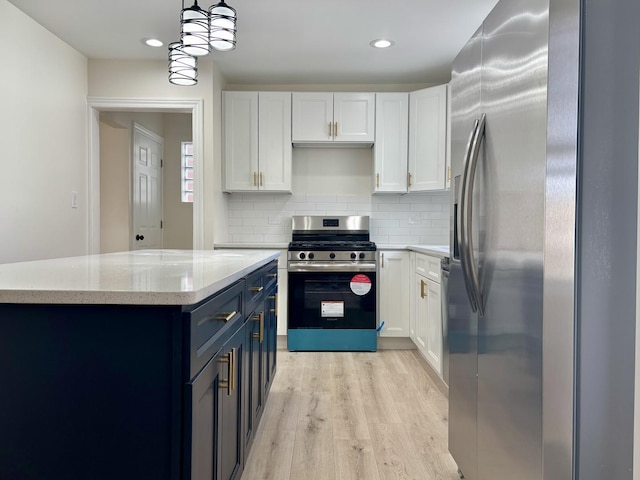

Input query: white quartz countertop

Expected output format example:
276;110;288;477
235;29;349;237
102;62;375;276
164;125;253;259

0;249;279;306
378;244;450;258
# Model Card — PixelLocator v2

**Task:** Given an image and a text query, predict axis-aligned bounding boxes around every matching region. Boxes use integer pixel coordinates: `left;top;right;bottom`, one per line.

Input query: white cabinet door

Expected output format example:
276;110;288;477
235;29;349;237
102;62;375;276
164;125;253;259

373;93;409;193
258;92;292;192
333;93;375;143
292;92;375;143
414;272;443;377
292;92;333;142
425;278;442;375
276;265;288;336
445;83;452;190
378;250;410;337
414;273;429;355
223;91;259;191
408;84;447;192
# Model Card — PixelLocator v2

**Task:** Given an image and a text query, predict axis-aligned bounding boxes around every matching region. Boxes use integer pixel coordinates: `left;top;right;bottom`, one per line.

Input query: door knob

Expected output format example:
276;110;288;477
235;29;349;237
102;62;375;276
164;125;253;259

136;234;144;241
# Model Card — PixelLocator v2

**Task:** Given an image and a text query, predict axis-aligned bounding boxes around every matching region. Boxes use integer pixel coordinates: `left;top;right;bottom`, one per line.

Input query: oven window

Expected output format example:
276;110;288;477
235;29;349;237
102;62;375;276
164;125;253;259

288;272;376;329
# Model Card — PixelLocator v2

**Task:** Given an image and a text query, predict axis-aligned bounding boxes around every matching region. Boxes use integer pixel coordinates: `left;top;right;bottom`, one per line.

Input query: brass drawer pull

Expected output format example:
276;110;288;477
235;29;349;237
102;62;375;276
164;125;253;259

420;279;427;299
252;312;264;343
334;122;338;137
267;273;277;279
328;122;332;138
249;286;264;293
216;311;237;323
218;349;234;396
269;294;277;313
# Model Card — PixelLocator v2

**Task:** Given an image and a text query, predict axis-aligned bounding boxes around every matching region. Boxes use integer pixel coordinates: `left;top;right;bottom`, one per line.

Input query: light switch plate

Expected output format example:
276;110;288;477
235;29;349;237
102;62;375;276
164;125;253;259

71;191;78;209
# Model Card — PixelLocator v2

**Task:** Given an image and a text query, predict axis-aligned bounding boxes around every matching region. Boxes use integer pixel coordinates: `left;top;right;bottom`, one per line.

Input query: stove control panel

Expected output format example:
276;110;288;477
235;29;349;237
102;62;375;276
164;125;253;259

289;251;377;262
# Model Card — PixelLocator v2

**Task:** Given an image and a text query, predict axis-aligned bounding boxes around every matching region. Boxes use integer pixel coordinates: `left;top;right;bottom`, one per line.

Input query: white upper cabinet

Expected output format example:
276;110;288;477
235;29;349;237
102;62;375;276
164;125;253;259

408;84;448;192
258;92;292;191
292;92;375;144
223;91;292;192
373;92;409;193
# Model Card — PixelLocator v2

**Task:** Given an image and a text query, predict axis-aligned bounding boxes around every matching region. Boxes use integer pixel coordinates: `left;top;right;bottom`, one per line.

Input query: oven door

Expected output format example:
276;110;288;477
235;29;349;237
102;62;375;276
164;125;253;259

288;270;376;329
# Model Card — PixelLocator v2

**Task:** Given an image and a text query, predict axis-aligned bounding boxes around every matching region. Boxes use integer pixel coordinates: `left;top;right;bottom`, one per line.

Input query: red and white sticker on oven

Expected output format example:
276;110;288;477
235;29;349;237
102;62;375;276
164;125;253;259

350;274;372;296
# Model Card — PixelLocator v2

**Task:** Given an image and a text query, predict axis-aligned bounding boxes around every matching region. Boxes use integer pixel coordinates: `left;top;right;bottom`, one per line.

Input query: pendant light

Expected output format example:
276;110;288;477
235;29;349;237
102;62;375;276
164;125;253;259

209;0;237;51
180;0;211;56
168;42;198;86
168;0;237;85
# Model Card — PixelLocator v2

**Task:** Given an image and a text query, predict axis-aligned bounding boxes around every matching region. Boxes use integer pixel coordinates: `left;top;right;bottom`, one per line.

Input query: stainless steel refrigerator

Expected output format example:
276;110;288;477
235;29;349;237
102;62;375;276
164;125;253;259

447;0;556;478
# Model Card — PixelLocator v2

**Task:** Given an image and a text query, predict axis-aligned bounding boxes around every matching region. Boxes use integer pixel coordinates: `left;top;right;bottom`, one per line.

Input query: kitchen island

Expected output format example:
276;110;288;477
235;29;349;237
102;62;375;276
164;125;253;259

0;249;279;480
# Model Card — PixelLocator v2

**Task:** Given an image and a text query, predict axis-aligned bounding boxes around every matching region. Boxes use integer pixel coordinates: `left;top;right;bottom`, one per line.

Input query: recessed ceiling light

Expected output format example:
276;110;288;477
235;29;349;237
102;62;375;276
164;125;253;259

144;38;164;48
370;39;394;49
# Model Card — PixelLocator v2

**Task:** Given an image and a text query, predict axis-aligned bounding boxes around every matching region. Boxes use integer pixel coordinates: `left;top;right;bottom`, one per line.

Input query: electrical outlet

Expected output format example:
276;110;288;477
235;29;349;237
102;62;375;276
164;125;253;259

408;215;421;225
71;191;79;209
268;216;281;225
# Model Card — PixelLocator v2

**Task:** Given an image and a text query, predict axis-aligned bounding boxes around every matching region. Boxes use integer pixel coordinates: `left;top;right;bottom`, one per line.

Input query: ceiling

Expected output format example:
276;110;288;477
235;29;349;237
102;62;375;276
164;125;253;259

8;0;499;85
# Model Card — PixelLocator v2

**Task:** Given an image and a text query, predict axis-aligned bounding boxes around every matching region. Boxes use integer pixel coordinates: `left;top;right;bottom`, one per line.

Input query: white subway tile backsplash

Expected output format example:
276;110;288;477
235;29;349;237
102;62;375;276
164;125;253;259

226;192;450;245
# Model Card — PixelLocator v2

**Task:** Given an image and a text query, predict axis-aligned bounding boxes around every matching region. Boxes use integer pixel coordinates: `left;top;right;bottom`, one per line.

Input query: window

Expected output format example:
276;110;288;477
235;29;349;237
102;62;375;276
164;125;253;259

181;142;194;203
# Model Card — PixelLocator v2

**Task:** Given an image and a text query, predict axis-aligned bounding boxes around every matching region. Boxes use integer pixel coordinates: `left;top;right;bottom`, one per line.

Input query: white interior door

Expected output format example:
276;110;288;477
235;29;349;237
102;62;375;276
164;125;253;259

132;123;163;250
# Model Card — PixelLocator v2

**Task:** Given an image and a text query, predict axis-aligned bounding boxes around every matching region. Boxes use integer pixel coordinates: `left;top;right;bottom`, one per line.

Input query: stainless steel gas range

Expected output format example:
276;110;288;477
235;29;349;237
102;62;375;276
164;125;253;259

287;215;377;351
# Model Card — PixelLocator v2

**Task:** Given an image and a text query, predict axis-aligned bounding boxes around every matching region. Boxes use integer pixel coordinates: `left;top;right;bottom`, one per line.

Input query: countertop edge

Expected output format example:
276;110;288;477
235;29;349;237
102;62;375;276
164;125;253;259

0;251;280;306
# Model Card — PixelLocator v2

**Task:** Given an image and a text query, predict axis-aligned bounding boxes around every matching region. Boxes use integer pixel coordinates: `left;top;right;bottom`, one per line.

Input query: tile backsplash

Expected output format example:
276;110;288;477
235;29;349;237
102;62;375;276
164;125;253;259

226;192;451;245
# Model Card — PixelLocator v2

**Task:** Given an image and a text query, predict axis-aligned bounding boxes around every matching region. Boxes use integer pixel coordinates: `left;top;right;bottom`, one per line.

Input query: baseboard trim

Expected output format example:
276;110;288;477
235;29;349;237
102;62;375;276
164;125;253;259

412;349;449;398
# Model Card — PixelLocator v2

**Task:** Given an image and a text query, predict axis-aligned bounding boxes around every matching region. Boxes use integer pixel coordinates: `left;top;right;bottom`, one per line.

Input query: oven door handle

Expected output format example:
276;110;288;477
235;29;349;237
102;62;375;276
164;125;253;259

287;261;377;273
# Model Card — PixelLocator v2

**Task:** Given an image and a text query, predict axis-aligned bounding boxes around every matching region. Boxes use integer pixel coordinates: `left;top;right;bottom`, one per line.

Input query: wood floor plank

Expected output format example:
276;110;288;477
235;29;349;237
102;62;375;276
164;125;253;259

290;391;336;480
354;353;402;424
334;438;381;480
331;353;371;441
242;427;295;480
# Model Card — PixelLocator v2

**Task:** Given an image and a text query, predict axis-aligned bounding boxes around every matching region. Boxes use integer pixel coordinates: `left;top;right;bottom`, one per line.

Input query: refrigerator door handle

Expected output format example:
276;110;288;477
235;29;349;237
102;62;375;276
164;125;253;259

459;118;480;312
464;113;486;316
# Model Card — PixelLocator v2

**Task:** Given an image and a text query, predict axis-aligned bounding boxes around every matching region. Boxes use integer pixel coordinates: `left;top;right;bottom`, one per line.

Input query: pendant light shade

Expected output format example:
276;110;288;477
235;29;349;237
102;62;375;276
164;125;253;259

168;42;198;86
209;1;237;51
180;0;210;56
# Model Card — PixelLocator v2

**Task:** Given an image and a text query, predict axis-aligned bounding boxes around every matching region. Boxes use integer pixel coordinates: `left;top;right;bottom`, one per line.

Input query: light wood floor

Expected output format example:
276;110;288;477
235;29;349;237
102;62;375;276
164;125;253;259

241;350;460;480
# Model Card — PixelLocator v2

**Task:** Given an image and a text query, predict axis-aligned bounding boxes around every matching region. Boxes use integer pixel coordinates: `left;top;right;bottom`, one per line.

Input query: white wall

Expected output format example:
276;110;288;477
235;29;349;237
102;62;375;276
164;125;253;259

99;121;130;253
163;113;193;249
88;58;227;249
0;0;88;264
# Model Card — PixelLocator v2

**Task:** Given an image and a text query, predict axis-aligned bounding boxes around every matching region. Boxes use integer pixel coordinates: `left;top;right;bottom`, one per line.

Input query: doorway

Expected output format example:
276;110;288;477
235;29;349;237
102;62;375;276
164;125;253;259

87;98;204;253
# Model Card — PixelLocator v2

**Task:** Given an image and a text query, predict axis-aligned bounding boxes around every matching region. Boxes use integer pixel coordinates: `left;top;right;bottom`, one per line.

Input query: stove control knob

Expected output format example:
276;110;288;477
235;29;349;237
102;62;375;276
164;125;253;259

359;253;366;259
350;252;357;259
308;253;315;259
329;252;336;259
299;252;306;260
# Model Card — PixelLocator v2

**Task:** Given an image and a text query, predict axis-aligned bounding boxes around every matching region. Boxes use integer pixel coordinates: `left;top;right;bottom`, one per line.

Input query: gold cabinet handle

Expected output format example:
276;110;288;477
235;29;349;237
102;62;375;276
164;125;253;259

420;279;427;299
230;348;236;392
218;349;234;396
381;252;384;268
334;122;338;137
215;311;237;323
249;286;264;293
268;294;277;313
260;171;264;186
328;122;332;138
252;311;264;343
376;173;380;188
408;172;412;187
447;165;452;182
267;273;277;279
253;171;257;186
